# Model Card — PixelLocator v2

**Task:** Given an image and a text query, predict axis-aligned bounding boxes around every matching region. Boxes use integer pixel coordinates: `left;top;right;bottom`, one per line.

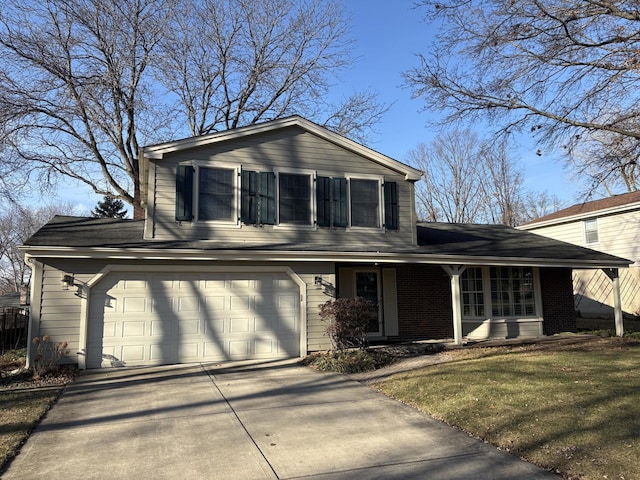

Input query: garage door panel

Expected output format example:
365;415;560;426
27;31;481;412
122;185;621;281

88;271;300;368
202;318;225;334
177;296;200;312
122;321;146;337
204;296;225;311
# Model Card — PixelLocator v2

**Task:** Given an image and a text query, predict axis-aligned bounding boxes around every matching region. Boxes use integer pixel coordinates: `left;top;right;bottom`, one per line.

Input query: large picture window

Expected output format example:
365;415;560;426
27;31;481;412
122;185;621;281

350;179;380;228
279;173;311;225
198;167;234;221
490;267;536;317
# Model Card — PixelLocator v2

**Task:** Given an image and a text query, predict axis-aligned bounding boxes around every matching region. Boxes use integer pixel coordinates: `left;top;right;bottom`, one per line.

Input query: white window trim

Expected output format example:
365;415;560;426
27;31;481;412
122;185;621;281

192;161;241;227
345;174;385;232
273;168;317;231
460;266;485;319
583;218;599;245
461;266;543;322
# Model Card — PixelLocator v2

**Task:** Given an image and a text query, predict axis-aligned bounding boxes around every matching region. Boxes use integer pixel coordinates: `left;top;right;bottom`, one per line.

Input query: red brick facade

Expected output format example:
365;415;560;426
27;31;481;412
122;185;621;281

539;267;577;334
395;264;453;340
393;264;576;341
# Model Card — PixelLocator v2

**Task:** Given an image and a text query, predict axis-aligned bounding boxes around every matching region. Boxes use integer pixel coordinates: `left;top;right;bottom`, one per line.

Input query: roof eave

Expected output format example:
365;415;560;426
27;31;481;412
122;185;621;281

520;201;640;229
22;246;631;269
141;116;423;181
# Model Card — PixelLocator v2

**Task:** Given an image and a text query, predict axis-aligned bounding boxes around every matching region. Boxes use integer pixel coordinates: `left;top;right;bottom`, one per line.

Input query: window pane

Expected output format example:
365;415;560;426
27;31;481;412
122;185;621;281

199;168;234;220
351;179;379;227
461;267;484;317
279;173;310;224
489;267;536;317
584;219;599;244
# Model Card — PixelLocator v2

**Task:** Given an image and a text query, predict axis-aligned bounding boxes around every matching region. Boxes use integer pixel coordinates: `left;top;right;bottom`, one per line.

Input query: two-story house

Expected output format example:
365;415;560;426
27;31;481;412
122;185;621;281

21;117;630;369
520;191;640;320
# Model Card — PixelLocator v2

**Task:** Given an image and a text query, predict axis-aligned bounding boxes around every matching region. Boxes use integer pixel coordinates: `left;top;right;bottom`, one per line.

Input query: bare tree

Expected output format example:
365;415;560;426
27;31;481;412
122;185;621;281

408;129;488;223
405;0;640;193
0;0;387;218
566;131;640;196
520;191;564;224
0;202;85;294
156;0;387;142
481;139;524;226
409;129;554;225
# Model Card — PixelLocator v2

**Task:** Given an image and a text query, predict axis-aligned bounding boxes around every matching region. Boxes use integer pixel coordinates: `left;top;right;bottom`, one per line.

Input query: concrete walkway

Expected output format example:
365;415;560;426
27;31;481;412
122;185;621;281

2;360;558;479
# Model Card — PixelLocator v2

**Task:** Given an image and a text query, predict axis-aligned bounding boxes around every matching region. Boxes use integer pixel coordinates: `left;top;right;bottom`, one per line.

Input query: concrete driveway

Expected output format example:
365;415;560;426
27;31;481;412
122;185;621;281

2;360;558;479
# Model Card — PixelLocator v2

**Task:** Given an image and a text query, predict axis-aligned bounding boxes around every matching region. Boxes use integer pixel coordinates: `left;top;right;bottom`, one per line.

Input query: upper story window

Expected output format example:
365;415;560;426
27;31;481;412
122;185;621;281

350;179;380;228
279;173;311;225
175;164;399;230
584;218;599;245
198;167;235;221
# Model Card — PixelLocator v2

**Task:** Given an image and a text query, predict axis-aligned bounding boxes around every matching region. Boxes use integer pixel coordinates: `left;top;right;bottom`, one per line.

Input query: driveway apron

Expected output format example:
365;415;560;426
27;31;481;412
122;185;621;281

2;360;558;479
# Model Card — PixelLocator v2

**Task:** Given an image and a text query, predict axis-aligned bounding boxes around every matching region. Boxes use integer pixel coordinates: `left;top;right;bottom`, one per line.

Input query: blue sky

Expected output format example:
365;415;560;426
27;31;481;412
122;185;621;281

49;0;580;215
340;0;580;206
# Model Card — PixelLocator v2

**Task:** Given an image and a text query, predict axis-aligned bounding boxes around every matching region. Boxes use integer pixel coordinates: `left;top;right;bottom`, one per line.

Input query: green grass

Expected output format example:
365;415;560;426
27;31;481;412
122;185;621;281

0;388;63;469
0;350;65;471
375;337;640;480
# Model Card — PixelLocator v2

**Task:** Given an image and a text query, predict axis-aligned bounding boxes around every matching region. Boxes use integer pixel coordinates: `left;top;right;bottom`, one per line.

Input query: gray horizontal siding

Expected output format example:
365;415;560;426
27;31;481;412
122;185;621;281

33;259;336;365
463;319;542;339
150;127;416;246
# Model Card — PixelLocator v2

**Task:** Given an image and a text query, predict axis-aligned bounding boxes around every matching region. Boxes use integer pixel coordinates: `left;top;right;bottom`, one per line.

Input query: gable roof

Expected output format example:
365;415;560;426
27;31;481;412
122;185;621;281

140;115;422;182
521;190;640;229
139;116;423;210
21;216;630;269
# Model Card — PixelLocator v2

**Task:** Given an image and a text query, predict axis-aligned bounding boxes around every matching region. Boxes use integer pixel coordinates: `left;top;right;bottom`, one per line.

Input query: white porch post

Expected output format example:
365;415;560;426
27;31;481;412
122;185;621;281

603;268;624;337
442;265;466;345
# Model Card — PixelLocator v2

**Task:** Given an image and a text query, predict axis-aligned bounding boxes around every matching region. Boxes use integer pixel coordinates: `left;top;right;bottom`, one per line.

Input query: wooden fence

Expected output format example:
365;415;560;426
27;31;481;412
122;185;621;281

0;307;28;353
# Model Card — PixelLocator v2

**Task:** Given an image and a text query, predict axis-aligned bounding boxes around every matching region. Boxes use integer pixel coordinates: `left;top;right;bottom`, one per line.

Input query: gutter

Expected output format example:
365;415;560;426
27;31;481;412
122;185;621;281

21;246;631;269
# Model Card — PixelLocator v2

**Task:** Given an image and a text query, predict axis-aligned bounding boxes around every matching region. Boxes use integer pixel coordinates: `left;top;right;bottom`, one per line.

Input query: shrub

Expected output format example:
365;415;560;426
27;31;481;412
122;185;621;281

301;350;395;373
318;297;377;351
32;336;70;378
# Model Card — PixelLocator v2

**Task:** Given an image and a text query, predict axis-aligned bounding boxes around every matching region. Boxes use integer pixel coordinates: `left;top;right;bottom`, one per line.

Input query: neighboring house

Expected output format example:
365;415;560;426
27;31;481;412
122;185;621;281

520;191;640;320
21;117;630;369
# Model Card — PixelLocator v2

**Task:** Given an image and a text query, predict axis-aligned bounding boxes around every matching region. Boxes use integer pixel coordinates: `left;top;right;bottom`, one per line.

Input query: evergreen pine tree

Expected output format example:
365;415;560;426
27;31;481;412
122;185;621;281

91;195;127;219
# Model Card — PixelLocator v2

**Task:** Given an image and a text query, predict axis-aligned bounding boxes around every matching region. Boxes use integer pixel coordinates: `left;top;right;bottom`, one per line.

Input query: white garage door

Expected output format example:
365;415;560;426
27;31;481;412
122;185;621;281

87;271;301;368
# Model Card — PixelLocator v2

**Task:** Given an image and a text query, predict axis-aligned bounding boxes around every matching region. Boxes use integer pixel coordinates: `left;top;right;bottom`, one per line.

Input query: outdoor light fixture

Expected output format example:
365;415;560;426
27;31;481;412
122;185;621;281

61;274;75;290
61;274;85;296
314;276;322;286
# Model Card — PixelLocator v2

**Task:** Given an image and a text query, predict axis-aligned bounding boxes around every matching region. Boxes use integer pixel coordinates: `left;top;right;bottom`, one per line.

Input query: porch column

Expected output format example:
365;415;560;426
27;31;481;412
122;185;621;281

603;268;624;337
442;265;466;345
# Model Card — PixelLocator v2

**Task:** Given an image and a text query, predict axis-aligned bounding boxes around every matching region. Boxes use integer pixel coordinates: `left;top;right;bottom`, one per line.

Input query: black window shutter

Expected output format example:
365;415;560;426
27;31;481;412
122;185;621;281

259;172;276;224
384;181;399;230
316;176;331;227
333;177;348;227
241;170;258;224
175;164;194;221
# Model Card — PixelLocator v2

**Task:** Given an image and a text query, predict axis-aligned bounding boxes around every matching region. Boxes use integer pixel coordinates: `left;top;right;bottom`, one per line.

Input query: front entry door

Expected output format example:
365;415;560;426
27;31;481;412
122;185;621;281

355;270;382;335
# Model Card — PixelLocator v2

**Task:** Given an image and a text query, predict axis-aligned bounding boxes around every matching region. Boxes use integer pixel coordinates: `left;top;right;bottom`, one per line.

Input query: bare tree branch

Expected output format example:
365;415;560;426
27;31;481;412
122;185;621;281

406;0;640;194
0;0;387;216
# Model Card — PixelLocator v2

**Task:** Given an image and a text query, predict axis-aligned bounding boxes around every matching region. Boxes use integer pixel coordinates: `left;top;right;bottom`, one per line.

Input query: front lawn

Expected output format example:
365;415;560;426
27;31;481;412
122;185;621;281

374;337;640;480
0;350;74;471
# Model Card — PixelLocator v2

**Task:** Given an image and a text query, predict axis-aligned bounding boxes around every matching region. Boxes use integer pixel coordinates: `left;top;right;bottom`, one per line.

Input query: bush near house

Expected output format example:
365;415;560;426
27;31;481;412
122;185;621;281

305;297;394;372
318;297;377;351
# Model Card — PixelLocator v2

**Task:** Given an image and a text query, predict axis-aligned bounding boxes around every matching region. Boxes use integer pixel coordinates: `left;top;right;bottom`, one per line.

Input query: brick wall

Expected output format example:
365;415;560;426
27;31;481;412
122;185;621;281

395;264;453;340
540;267;577;334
